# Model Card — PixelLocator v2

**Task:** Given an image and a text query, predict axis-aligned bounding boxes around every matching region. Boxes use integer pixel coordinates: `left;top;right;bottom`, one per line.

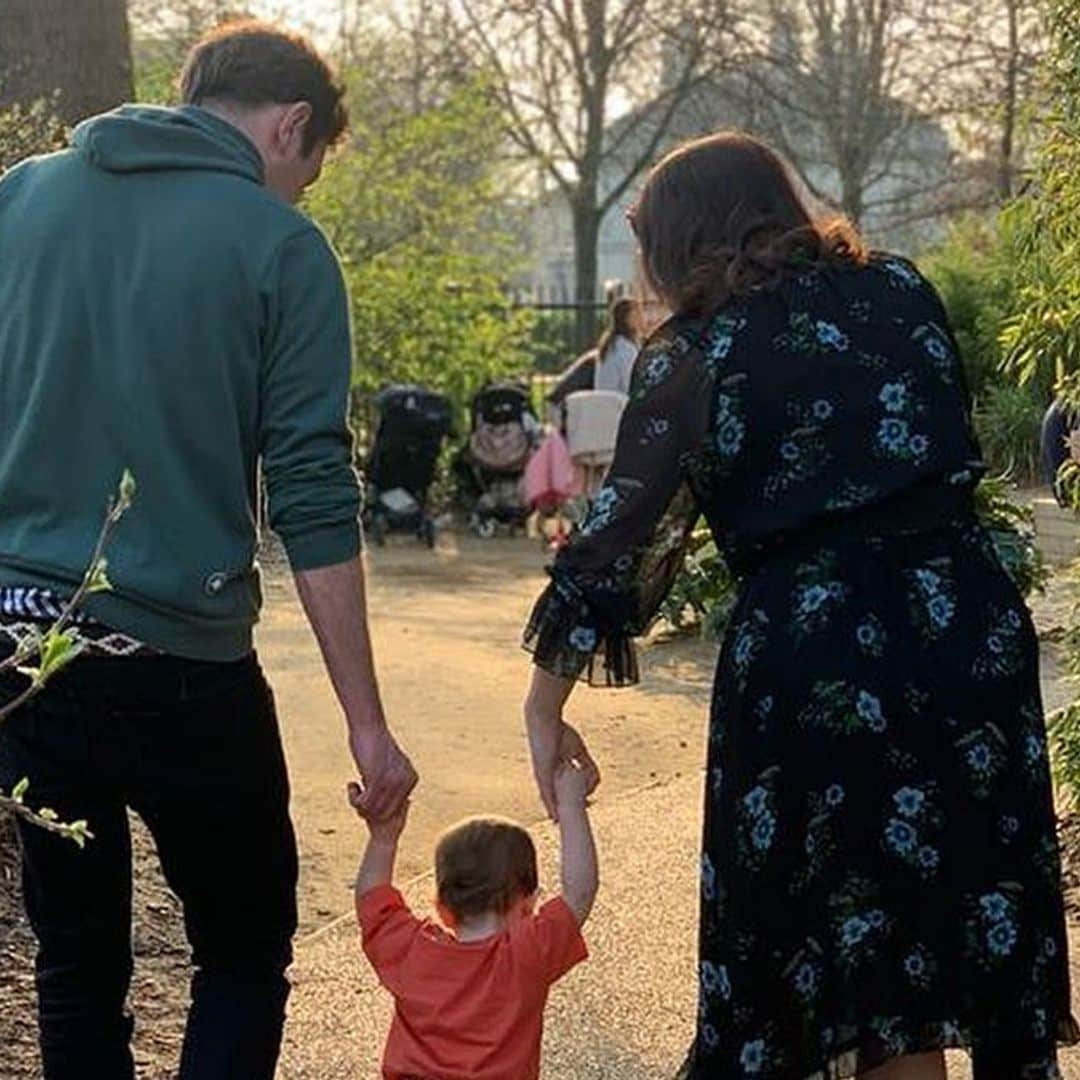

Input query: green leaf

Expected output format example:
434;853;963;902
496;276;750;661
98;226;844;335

118;468;136;511
86;557;113;594
35;629;85;684
11;777;29;804
36;807;58;822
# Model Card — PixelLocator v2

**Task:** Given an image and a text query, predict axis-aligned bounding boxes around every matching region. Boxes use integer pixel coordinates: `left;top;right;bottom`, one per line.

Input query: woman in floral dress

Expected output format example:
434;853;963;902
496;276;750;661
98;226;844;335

522;132;1077;1079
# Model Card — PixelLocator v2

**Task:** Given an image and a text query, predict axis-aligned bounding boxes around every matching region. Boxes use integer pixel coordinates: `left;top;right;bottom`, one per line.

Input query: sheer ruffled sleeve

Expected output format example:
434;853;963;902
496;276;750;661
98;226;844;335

524;324;712;687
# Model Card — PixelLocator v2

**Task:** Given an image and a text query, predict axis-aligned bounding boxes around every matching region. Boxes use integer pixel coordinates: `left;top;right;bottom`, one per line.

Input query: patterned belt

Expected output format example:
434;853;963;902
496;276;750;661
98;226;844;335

0;586;156;658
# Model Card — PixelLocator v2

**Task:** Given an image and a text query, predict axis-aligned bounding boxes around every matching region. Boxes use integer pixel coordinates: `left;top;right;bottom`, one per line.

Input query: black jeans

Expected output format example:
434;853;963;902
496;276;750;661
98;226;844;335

0;649;298;1079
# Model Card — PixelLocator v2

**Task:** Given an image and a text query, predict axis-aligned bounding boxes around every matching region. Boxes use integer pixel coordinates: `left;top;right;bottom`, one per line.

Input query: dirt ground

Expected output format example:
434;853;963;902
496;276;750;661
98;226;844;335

1;533;1078;1078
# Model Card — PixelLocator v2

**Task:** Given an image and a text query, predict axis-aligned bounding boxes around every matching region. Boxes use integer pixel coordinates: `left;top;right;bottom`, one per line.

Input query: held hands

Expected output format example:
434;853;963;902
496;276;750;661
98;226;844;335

526;711;600;822
348;779;410;844
554;757;597;814
348;724;418;823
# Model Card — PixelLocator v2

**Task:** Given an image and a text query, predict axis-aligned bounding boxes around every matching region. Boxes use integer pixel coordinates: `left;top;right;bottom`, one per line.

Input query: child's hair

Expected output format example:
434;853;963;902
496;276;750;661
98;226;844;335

435;817;538;920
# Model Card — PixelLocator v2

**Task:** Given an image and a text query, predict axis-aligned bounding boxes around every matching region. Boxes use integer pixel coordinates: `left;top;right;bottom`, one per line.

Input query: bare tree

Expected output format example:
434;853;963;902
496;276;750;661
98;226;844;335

450;0;739;344
0;0;133;123
732;0;1047;233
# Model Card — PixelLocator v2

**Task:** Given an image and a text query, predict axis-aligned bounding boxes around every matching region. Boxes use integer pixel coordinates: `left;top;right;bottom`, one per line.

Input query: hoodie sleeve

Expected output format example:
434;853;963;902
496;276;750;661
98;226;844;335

260;227;361;571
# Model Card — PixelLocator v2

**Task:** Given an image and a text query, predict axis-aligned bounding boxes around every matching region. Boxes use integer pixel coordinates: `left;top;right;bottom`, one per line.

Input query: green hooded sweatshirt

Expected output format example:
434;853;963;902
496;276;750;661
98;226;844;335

0;105;361;660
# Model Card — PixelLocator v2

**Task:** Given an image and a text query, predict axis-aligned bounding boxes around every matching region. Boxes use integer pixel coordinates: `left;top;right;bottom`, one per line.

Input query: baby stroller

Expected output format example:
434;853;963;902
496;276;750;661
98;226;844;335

455;382;539;538
562;389;627;497
364;385;454;548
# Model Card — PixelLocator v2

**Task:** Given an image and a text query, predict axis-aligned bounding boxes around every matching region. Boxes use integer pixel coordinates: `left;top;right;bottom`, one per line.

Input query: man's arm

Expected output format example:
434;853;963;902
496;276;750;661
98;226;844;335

259;229;417;820
295;559;416;821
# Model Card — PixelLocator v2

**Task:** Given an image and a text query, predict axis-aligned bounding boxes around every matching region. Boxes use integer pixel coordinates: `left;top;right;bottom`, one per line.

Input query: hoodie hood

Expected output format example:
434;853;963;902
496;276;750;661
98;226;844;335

72;105;265;184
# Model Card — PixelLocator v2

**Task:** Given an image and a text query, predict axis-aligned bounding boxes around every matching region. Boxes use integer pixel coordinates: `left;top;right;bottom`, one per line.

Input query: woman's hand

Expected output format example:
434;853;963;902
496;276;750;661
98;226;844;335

525;667;599;819
526;709;600;821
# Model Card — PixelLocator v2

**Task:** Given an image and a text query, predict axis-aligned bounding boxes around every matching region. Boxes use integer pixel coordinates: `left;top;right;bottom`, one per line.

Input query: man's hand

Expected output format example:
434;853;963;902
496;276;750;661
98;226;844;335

348;780;410;844
349;725;418;822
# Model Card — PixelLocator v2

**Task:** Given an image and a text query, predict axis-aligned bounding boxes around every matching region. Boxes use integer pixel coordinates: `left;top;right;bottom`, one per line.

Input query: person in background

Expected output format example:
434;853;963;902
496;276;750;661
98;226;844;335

1040;398;1080;507
593;296;642;395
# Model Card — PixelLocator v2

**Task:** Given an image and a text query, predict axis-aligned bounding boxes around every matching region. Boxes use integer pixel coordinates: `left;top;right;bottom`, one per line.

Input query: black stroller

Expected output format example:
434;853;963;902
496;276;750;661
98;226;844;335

454;382;538;538
364;385;454;548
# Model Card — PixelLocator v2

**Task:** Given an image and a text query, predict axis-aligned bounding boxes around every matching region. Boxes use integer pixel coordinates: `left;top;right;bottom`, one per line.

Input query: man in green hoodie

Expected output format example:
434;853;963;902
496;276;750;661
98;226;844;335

0;21;417;1079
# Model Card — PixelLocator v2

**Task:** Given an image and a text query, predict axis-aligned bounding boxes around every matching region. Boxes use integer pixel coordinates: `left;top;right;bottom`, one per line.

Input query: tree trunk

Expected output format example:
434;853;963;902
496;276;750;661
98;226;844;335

998;0;1021;201
0;0;133;123
572;198;602;353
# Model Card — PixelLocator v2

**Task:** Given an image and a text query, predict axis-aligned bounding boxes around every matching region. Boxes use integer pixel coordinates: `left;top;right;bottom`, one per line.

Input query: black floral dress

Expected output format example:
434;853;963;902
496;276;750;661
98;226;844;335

525;255;1078;1078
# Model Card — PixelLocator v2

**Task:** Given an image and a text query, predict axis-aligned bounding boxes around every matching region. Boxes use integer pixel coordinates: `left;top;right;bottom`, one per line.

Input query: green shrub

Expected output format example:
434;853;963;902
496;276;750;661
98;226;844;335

974;384;1046;484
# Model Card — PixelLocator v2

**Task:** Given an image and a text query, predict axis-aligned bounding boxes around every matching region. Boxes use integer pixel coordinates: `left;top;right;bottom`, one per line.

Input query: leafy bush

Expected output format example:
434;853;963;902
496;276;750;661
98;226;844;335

660;524;736;641
974;384;1045;484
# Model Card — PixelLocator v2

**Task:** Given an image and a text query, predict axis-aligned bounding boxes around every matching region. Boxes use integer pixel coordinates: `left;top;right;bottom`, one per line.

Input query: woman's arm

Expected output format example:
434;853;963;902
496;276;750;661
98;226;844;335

523;324;712;814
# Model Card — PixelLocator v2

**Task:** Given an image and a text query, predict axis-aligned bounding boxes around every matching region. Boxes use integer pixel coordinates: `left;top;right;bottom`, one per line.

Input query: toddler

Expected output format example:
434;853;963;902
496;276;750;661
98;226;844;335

350;761;598;1080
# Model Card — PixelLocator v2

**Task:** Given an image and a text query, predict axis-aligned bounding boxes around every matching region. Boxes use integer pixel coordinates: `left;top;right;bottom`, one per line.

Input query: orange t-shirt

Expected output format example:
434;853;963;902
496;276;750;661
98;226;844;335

357;884;588;1080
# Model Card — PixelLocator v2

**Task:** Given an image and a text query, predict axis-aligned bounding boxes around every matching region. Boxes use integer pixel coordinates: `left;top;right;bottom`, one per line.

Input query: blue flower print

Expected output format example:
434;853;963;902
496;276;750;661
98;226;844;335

780;439;801;462
799;585;830;614
882;258;923;288
701;960;731;1000
740;1039;766;1073
856;615;887;657
840;915;871;947
909;434;931;460
980;892;1009;922
968;742;993;774
568;625;597;652
744;786;769;817
879;382;908;414
816;320;849;351
716;415;745;459
867;909;886;929
701;853;716;902
917;846;940;872
639;350;673;390
927;593;955;630
878;417;911;454
825;784;845;807
812;399;834;420
701;1024;721;1052
752;813;776;851
988;921;1018;957
857;690;886;732
1025;733;1046;767
793;961;818;998
715;394;733;421
885;818;918;856
581;484;618;536
905;952;926;978
894;787;926;818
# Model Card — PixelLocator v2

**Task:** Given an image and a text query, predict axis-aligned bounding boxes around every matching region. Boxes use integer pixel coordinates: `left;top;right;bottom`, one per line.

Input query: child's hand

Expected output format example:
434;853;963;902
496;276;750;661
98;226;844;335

554;759;595;811
348;780;409;844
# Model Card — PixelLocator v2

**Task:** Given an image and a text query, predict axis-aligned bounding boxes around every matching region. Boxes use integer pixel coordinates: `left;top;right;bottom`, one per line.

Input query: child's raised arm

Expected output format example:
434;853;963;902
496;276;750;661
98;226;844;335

553;762;599;925
350;780;409;897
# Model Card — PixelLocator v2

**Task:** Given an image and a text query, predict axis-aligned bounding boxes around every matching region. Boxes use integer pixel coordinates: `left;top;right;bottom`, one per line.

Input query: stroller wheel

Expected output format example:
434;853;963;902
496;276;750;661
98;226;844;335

370;514;387;547
422;518;437;549
476;516;497;540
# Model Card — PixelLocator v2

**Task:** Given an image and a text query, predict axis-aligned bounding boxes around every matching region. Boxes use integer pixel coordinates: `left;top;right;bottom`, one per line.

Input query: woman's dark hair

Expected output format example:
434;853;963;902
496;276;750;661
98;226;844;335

629;131;867;316
436;817;538;920
596;297;641;360
180;20;348;155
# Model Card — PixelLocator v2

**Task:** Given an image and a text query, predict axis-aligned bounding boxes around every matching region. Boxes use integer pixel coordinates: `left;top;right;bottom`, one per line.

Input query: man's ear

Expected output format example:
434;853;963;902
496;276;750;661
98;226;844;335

277;101;313;154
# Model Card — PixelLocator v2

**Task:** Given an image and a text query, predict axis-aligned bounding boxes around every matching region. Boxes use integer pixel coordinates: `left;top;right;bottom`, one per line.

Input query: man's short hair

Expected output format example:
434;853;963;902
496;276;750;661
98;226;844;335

435;817;539;920
179;20;348;154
